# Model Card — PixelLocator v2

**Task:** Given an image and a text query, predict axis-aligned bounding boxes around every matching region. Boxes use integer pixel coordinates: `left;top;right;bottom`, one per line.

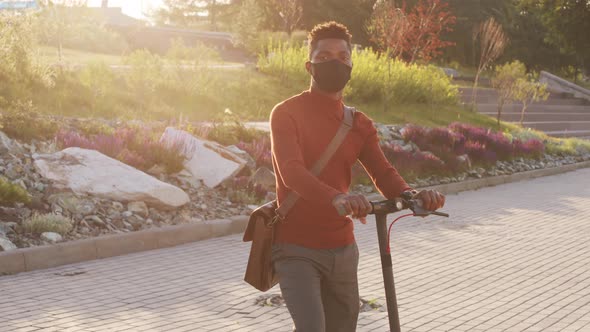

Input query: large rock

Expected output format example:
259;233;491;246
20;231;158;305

41;232;63;243
160;127;248;188
0;131;23;155
33;147;189;209
0;236;17;251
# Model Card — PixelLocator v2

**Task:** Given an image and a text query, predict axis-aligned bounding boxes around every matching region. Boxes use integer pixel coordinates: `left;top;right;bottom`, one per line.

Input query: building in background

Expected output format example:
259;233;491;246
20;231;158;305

0;0;38;10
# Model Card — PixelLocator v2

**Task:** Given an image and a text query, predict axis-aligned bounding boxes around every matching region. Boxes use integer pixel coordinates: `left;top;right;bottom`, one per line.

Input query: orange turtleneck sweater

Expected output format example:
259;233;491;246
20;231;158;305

270;90;411;249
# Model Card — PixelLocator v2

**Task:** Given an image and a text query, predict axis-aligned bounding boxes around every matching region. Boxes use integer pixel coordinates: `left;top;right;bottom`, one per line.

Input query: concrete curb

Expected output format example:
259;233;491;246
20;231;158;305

2;161;589;275
0;216;249;275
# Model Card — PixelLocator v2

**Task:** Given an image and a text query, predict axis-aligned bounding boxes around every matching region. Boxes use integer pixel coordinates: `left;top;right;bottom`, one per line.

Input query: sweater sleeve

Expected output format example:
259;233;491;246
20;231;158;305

270;107;343;204
358;116;412;199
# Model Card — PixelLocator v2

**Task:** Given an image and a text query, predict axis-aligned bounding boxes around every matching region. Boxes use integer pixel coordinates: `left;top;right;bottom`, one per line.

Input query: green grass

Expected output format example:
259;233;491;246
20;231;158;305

25;63;513;132
356;102;516;131
210;68;513;132
36;45;240;67
37;45;124;66
21;213;73;236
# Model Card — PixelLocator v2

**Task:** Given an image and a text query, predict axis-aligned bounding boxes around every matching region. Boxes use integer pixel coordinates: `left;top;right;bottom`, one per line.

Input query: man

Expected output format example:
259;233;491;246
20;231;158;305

270;21;445;332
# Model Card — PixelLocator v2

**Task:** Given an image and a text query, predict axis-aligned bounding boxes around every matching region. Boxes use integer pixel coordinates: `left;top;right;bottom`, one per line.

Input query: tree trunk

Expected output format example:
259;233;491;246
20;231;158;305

57;34;62;63
520;103;528;126
209;0;217;31
497;98;504;126
471;69;482;111
286;20;292;38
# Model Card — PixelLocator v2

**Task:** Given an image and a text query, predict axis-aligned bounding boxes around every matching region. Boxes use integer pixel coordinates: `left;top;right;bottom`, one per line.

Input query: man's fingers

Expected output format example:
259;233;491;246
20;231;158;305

349;197;360;217
342;199;353;215
429;190;438;211
353;196;370;218
436;192;445;209
362;197;372;216
421;191;432;211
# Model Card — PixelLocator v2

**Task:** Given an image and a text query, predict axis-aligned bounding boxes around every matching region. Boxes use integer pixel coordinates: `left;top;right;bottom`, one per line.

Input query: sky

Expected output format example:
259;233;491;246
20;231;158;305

86;0;163;19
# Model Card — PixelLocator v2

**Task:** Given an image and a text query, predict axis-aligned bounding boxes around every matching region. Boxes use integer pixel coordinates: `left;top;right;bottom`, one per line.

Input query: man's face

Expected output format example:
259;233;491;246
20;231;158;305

306;38;352;73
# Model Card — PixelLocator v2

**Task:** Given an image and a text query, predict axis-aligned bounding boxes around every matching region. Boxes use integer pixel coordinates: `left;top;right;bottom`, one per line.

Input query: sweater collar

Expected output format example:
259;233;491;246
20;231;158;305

305;89;344;115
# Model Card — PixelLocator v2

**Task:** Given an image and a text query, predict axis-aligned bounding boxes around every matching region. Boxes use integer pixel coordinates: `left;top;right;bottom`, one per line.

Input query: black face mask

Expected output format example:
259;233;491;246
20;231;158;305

311;60;352;93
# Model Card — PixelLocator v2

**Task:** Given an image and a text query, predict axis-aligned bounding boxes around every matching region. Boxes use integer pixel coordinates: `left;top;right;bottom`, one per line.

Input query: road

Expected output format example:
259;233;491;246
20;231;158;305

1;169;589;331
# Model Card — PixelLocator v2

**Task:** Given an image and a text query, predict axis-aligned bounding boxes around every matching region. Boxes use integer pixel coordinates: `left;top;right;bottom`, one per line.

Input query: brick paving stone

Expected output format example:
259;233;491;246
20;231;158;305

0;168;589;331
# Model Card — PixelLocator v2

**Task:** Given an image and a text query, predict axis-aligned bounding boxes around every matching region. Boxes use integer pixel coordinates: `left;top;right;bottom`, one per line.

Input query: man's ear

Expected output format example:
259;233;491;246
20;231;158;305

305;61;312;74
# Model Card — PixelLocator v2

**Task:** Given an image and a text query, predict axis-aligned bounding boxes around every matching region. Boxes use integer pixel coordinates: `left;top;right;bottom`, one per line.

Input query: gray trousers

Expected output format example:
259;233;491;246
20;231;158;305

271;242;360;332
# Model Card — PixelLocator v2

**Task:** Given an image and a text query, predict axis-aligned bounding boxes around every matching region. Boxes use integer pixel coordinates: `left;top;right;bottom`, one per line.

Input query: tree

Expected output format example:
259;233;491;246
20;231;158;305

156;0;225;30
367;0;455;63
36;0;91;63
491;61;527;126
0;12;55;104
442;0;513;67
513;77;549;126
521;0;590;78
503;2;572;72
301;0;377;46
367;0;410;59
405;0;456;63
232;0;265;52
37;1;128;58
471;17;508;108
273;0;303;37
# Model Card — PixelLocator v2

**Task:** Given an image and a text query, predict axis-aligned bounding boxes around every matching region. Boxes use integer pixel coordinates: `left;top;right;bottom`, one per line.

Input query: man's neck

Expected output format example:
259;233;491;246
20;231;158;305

310;83;342;101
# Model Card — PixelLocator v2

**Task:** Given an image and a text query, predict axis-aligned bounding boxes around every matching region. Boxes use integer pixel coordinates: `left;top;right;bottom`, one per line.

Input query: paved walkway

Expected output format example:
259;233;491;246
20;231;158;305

1;169;590;332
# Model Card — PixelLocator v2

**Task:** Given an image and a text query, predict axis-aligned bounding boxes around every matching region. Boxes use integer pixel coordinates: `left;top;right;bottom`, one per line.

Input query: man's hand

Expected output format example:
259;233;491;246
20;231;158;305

332;194;372;224
414;190;445;212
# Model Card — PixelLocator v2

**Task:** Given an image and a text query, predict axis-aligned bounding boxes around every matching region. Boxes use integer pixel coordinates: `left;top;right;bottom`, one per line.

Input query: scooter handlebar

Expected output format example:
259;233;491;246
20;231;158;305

341;197;449;217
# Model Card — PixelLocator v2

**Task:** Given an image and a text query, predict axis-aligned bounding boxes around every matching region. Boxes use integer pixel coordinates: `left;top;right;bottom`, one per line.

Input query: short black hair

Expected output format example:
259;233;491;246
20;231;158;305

308;21;352;59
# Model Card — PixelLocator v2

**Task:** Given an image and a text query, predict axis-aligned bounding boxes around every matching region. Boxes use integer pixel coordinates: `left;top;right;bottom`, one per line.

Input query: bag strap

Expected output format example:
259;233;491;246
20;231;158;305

275;105;355;219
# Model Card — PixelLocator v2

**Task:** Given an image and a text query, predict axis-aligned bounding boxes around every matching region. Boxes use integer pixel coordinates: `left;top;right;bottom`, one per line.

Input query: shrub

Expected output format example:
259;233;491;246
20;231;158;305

349;48;458;105
191;109;266;146
166;38;221;64
0;101;59;142
464;141;497;166
0;12;55;103
56;126;186;174
509;128;547;142
123;49;165;108
236;136;272;169
257;39;308;83
381;143;446;180
37;5;129;55
228;176;267;205
22;213;73;236
545;137;590;156
77;61;117;112
0;177;31;206
257;41;459;105
449;122;514;160
513;139;544;159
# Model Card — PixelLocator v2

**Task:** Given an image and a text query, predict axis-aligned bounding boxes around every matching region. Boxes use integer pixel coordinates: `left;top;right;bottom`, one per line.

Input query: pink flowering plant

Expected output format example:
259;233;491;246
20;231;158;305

56;125;186;174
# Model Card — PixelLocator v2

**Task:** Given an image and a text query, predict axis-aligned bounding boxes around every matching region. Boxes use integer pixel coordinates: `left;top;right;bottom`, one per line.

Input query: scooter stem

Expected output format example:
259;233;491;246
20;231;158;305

375;212;402;332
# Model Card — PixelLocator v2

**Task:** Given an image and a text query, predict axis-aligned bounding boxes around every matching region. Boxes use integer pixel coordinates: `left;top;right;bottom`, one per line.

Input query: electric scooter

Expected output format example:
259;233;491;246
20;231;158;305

368;193;450;332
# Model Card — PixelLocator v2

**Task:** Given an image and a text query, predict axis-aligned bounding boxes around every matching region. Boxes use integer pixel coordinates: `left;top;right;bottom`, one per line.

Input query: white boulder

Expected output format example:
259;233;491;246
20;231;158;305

33;147;189;209
160;127;248;188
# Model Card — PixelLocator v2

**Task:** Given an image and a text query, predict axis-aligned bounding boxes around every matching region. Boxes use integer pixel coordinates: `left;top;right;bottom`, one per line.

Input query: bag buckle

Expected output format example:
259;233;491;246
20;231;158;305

269;210;285;226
